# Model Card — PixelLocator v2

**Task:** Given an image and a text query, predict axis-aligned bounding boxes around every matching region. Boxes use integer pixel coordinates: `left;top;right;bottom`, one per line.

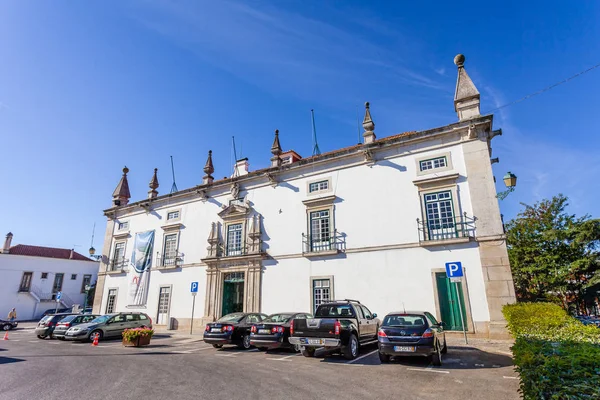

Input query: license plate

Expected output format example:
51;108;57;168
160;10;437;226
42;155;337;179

308;338;323;345
394;346;415;352
258;329;270;334
211;328;221;333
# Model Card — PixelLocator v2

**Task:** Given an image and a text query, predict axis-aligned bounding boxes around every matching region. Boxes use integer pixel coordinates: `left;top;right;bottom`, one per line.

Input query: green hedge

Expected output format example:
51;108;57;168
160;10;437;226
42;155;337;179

503;303;600;400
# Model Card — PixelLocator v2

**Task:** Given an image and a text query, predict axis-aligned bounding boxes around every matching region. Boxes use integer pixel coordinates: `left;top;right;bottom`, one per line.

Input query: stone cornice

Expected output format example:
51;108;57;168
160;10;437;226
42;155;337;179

412;173;460;187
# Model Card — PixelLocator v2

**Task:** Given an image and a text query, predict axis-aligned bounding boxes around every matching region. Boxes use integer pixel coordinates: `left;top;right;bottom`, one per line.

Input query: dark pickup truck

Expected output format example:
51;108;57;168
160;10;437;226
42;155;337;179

288;299;380;360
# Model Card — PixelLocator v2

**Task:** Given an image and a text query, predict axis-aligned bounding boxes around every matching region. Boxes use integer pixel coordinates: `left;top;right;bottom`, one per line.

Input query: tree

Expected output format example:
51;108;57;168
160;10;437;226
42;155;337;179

505;194;600;313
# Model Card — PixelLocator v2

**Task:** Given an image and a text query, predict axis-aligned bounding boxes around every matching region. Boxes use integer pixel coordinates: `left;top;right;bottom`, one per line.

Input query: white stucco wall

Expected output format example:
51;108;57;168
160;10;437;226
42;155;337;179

0;254;99;320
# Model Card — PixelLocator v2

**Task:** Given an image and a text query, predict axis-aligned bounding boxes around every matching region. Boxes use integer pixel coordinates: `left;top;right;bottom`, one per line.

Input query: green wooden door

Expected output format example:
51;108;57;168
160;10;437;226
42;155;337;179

222;272;245;316
435;272;467;331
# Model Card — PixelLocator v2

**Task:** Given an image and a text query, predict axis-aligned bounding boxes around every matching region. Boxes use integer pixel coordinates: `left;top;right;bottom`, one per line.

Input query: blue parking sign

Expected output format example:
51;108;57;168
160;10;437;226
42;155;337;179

445;262;463;278
56;291;62;300
190;282;199;293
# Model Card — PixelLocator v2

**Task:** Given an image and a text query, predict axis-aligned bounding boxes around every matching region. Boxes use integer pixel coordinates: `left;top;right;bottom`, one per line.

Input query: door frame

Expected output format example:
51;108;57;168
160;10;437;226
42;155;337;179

431;268;474;333
156;285;173;325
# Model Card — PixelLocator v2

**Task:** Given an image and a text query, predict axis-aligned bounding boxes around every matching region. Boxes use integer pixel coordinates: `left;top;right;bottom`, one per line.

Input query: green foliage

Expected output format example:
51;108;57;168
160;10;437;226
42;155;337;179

505;194;600;309
503;303;600;399
122;327;154;342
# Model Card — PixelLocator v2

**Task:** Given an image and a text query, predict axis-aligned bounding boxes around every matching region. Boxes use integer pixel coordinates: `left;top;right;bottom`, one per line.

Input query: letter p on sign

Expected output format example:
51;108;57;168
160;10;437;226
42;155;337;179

445;262;463;278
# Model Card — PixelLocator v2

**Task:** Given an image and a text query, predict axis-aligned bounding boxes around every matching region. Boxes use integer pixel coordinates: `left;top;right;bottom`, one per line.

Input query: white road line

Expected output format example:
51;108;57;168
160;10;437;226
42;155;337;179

49;342;60;345
214;353;238;357
407;367;450;374
28;340;39;343
267;355;296;361
503;376;518;380
348;349;378;364
8;340;21;342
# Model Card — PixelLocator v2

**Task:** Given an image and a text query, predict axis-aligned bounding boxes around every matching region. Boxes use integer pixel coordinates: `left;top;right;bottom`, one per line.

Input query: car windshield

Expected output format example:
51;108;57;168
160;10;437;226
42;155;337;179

383;314;427;327
90;315;112;324
60;315;77;322
263;314;293;323
217;313;245;323
316;304;355;317
39;316;52;323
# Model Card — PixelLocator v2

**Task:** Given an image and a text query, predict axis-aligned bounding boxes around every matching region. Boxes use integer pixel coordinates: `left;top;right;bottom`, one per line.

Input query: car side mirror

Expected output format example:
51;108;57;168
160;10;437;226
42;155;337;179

372;313;377;318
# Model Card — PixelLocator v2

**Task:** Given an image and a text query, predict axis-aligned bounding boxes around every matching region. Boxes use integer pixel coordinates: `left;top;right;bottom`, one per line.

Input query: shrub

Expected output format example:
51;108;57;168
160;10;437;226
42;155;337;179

122;327;154;342
503;303;600;399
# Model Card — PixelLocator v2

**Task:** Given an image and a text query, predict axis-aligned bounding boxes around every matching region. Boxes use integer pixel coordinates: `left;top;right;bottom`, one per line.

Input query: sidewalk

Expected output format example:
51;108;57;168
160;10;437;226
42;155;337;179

446;335;514;357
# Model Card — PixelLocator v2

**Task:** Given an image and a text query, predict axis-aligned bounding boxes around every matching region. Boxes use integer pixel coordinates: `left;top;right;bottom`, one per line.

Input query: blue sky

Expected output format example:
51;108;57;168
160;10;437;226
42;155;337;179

1;1;598;251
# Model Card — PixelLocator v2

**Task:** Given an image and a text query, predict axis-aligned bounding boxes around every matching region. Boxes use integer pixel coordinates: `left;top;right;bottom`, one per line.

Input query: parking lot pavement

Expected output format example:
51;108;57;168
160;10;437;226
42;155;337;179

0;334;519;400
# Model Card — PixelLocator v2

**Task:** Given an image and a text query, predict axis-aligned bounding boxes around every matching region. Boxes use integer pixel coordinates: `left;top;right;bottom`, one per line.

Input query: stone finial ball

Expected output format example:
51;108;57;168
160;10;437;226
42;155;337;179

365;101;370;108
123;166;129;174
454;54;465;66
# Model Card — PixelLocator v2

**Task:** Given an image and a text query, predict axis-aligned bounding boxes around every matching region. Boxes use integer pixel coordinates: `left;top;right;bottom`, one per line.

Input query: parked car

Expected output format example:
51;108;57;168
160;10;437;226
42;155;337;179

250;312;313;351
35;313;78;339
203;312;268;349
42;308;72;317
52;314;100;339
0;319;18;331
289;299;380;360
576;316;600;327
64;312;152;342
377;311;447;366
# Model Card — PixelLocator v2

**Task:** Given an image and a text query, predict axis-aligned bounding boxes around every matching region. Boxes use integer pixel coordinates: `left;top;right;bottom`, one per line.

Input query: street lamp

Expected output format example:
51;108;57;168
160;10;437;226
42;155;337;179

497;171;517;200
89;246;102;261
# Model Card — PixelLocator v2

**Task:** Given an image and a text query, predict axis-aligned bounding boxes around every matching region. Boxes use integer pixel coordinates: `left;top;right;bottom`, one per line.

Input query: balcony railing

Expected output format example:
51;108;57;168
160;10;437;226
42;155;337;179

218;244;249;258
302;230;344;254
417;212;476;242
156;252;184;268
108;257;129;272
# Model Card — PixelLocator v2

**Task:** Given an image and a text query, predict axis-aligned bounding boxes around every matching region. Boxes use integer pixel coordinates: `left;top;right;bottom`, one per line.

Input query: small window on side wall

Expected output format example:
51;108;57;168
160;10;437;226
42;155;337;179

419;156;447;171
167;210;180;221
118;221;129;230
309;180;329;193
71;274;77;280
41;272;48;279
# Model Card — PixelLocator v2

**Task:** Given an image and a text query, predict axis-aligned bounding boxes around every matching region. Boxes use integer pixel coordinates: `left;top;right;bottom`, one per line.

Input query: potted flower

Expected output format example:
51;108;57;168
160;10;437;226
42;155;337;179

122;327;154;347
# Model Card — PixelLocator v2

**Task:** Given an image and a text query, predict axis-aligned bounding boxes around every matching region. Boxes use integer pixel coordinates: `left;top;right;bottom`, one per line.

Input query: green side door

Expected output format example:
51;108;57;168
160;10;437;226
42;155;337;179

435;272;467;331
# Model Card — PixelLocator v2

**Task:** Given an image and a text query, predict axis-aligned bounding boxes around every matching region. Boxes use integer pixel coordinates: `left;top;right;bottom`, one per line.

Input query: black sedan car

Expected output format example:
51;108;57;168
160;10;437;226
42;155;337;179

377;311;447;366
0;319;18;331
52;314;100;339
203;312;268;349
250;312;313;351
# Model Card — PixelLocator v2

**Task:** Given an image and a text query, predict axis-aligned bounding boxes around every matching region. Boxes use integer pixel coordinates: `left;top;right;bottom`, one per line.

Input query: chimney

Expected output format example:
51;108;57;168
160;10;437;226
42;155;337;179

232;158;249;177
270;129;282;167
362;102;376;144
148;168;159;199
453;54;481;121
202;150;215;185
69;249;74;259
2;232;13;253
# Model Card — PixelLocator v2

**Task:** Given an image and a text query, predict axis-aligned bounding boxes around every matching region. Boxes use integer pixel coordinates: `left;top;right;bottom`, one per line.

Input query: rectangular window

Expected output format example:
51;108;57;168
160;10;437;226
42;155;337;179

167;211;180;220
309;210;331;251
19;272;33;292
53;273;64;293
118;221;129;230
312;279;331;313
226;223;243;256
71;274;77;280
112;242;125;270
81;274;92;293
162;234;178;266
424;191;456;237
420;156;447;171
41;272;48;279
309;180;329;193
106;289;117;314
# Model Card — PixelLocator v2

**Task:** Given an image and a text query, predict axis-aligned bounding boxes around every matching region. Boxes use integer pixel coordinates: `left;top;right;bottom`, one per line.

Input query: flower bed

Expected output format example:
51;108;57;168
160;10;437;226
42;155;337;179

122;327;154;347
503;302;600;399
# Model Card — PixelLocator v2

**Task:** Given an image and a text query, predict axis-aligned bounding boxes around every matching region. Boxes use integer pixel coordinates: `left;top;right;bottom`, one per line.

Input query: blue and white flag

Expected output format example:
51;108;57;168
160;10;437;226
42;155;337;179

128;230;155;306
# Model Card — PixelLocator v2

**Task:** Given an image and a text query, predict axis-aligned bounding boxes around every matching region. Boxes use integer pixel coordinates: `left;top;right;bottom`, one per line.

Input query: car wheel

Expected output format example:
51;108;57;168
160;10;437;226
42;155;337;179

89;330;103;342
301;348;315;357
212;344;223;349
441;339;448;354
37;335;46;339
378;352;390;363
431;344;442;366
342;334;359;360
239;334;251;350
2;325;10;331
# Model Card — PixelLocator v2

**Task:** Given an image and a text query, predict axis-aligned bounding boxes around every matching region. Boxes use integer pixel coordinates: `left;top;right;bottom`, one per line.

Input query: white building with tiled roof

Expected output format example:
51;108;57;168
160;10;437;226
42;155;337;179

93;55;516;338
0;232;99;320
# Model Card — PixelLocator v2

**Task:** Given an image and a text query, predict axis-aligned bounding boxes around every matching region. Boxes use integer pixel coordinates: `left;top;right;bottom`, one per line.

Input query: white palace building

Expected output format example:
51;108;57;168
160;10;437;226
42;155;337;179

92;55;516;338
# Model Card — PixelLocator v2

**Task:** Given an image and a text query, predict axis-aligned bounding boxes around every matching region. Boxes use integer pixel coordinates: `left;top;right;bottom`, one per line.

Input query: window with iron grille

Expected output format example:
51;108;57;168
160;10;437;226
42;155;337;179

81;274;92;293
420;156;447;171
163;234;178;266
424;191;455;230
112;242;125;268
313;279;331;313
309;210;331;251
226;224;243;256
106;289;117;313
19;272;33;292
309;180;329;193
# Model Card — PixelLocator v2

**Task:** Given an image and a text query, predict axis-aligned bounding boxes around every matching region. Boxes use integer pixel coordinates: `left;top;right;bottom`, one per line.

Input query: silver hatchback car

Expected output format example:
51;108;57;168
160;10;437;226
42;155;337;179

64;312;152;342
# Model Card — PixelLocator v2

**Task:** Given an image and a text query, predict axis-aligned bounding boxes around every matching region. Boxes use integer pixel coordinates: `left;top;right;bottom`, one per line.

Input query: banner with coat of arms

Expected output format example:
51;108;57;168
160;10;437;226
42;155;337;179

127;230;155;306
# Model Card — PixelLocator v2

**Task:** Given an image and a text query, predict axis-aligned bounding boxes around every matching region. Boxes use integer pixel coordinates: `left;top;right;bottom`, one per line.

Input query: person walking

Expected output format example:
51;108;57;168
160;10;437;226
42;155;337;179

7;308;17;321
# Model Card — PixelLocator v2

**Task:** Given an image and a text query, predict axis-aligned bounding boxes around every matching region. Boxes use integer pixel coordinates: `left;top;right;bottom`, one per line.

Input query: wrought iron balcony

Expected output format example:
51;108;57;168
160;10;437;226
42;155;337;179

302;230;344;254
417;212;476;242
218;243;249;258
156;252;184;268
108;257;128;272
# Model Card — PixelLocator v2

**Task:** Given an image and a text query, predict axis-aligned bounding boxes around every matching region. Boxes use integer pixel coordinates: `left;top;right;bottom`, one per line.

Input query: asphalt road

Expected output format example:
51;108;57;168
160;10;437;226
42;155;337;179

0;328;519;400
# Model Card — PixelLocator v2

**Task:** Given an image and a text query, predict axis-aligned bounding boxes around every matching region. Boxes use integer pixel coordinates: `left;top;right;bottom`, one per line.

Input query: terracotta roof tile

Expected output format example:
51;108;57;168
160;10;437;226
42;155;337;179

8;245;95;262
